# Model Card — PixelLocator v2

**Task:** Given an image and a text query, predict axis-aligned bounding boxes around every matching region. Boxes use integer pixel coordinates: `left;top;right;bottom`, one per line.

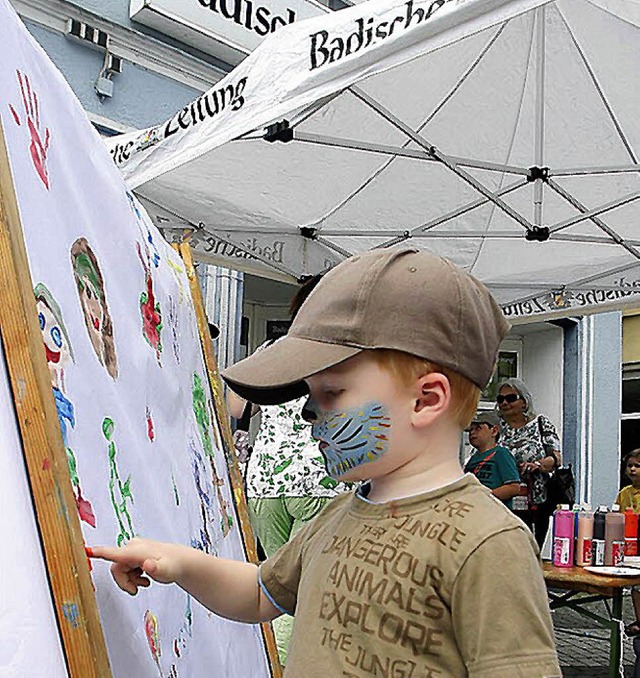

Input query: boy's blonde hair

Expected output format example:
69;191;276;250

371;349;480;429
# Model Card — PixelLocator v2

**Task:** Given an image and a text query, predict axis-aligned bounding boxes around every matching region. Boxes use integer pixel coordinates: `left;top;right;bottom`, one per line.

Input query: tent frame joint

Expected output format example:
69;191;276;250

299;226;318;240
264;120;294;143
527;166;550;183
525;225;550;242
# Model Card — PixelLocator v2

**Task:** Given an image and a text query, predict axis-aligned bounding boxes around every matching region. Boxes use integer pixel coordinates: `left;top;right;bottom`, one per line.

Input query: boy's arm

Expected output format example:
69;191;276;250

91;538;281;623
491;450;520;502
227;390;260;420
491;482;520;502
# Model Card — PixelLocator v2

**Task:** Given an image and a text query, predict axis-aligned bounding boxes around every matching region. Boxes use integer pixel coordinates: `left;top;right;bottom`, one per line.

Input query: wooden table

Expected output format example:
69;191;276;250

543;562;640;677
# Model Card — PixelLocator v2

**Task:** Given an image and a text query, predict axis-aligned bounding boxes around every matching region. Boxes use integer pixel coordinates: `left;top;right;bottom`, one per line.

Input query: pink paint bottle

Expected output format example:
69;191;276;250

553;504;575;568
605;503;625;566
575;506;594;567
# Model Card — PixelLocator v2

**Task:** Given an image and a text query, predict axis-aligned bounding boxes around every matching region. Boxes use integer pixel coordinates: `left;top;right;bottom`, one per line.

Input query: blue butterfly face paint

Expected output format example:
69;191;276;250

311;402;392;479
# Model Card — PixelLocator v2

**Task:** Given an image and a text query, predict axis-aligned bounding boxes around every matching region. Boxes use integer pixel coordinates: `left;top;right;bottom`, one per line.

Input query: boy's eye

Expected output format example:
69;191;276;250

314;389;344;407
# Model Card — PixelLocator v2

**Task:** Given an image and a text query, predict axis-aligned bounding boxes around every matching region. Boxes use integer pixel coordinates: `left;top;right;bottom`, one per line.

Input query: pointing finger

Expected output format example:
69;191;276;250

88;545;124;562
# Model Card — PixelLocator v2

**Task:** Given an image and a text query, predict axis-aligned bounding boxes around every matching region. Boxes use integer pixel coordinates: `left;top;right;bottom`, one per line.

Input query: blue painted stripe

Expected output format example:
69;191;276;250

258;568;292;616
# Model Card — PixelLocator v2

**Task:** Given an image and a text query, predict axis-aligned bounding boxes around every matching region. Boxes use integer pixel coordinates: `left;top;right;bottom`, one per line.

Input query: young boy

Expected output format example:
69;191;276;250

465;411;521;509
616;450;640;636
92;248;561;677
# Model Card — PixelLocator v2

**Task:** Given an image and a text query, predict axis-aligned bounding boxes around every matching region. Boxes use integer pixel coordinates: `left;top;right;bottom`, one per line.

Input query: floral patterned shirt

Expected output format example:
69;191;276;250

500;414;561;468
245;396;348;499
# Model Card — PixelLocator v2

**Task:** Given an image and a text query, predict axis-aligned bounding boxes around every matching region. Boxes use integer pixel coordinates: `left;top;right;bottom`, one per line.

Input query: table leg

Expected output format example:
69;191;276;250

610;591;622;678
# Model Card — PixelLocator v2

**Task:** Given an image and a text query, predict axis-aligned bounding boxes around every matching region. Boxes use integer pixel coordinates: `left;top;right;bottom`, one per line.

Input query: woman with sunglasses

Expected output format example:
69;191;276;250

496;378;562;548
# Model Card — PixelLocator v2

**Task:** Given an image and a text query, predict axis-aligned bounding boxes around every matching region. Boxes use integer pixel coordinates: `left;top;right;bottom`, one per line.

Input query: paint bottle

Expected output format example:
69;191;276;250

552;504;575;567
604;504;625;566
592;506;607;566
575;506;594;567
625;509;639;557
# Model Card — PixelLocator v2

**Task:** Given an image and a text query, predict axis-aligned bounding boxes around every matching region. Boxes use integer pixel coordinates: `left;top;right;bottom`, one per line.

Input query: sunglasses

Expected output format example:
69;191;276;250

497;393;521;404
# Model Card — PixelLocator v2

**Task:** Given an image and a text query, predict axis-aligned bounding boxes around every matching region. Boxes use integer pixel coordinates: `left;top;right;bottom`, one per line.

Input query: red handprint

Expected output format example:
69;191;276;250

9;70;51;189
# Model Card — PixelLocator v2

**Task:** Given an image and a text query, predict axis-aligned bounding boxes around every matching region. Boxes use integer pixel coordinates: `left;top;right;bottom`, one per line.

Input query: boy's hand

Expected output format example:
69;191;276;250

90;538;185;595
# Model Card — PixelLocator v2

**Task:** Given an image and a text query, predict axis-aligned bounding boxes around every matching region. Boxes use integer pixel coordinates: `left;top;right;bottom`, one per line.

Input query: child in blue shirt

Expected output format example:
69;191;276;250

465;411;520;509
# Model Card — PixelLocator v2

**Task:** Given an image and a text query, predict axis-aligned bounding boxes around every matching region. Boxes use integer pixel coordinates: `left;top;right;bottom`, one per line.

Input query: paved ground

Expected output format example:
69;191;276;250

553;589;637;677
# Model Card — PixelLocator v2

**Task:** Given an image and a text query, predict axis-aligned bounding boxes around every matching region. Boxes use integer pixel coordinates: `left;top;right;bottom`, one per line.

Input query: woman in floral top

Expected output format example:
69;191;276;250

497;378;562;548
227;275;348;665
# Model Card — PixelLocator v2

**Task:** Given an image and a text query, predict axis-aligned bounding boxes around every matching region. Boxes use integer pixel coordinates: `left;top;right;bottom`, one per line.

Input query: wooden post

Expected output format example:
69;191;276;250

178;240;283;678
0;122;111;675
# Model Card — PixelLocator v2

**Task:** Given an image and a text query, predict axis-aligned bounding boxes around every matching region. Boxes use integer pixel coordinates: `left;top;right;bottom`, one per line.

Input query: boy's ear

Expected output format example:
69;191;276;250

411;372;451;427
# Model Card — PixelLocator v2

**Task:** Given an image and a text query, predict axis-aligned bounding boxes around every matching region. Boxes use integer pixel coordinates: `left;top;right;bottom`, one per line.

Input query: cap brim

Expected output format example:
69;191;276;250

222;336;361;405
471;418;499;427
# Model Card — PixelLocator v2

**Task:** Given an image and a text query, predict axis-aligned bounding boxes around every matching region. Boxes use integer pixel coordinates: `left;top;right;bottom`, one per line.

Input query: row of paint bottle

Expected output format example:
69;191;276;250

552;504;635;568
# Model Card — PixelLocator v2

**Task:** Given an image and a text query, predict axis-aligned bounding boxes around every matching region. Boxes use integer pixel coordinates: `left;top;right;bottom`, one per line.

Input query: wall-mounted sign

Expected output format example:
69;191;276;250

266;319;291;340
130;0;330;65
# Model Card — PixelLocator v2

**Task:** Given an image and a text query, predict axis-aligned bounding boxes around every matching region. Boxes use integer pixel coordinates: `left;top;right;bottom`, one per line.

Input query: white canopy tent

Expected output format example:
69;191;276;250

107;0;640;323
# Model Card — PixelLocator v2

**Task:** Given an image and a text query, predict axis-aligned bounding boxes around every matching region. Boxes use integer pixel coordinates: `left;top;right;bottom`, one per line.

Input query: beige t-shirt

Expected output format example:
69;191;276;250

260;474;561;678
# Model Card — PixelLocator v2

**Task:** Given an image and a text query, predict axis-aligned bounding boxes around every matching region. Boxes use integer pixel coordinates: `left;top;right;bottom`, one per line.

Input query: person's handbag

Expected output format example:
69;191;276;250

535;416;576;509
528;468;550;507
546;465;576;508
232;400;253;465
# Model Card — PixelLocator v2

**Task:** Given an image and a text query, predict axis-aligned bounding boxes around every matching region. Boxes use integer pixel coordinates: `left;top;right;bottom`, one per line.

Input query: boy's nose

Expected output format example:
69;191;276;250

301;396;319;423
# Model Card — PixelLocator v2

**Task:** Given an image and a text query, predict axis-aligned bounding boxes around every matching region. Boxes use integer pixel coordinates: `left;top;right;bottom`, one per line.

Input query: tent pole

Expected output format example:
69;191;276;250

138;194;303;278
547;178;640;261
548;189;640;240
552;163;640;176
558;5;638;165
350;85;535;233
533;5;546;228
294;131;528;176
373;179;527;249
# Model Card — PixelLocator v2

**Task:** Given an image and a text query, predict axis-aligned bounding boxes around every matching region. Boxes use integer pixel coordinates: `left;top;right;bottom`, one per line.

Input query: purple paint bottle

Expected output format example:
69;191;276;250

592;506;608;565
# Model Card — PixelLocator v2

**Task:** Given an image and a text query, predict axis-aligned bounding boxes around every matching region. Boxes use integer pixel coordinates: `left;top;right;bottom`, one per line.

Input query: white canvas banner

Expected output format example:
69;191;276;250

0;2;270;676
0;336;68;678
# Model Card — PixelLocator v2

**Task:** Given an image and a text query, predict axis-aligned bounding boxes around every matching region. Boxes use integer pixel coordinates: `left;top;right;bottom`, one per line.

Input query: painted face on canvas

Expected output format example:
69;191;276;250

71;239;118;380
37;299;71;385
304;352;414;481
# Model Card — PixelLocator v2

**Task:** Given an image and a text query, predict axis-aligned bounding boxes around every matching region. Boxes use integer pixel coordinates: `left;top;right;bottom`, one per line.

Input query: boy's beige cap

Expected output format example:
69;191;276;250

222;247;510;405
471;411;502;429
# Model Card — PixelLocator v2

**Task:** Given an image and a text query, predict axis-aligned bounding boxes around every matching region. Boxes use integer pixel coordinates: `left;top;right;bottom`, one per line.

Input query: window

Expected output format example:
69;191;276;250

481;350;519;404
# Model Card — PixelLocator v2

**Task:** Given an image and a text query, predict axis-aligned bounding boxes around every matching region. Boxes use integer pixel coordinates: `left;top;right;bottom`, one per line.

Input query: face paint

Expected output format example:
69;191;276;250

311;401;392;478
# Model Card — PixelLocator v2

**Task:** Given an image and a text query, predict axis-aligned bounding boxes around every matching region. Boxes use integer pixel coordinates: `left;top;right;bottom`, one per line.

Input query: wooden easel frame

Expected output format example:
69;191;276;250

0;121;111;676
0;120;281;677
179;240;282;677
